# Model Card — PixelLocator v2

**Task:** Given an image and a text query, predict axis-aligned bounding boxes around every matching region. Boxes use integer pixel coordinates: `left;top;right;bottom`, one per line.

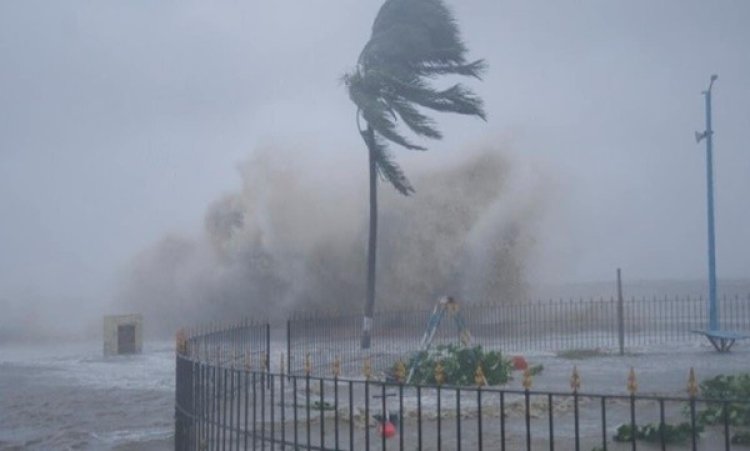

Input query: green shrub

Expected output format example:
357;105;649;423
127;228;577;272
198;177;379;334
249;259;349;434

613;422;703;444
401;344;513;386
690;373;750;445
529;363;544;376
557;372;749;447
311;400;334;411
731;430;750;445
693;373;750;427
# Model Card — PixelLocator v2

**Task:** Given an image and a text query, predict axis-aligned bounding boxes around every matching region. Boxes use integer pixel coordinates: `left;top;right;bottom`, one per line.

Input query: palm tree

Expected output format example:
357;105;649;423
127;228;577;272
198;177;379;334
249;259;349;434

344;0;486;349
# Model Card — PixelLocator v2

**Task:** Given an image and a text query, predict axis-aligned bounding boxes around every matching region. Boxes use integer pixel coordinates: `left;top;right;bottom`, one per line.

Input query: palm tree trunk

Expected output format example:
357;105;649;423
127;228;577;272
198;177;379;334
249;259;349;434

361;125;377;349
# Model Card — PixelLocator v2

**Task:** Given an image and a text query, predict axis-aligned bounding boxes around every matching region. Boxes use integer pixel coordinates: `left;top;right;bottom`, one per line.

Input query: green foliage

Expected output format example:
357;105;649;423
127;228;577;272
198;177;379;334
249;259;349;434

344;0;486;195
690;373;750;445
585;373;750;447
311;400;335;411
403;344;512;386
613;422;703;444
732;430;750;445
693;373;750;427
529;363;544;376
365;131;414;195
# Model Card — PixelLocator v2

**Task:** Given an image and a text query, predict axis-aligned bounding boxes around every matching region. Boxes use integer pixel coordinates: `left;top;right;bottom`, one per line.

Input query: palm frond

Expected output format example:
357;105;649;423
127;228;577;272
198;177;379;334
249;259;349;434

344;0;486;195
412;59;487;79
366;132;415;196
405;84;486;120
363;70;486;120
366;0;466;67
382;95;442;139
348;73;426;150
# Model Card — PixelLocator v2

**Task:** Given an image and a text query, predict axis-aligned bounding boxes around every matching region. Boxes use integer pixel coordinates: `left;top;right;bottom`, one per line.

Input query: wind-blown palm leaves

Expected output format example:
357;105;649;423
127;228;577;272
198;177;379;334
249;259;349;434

344;0;486;348
345;0;486;193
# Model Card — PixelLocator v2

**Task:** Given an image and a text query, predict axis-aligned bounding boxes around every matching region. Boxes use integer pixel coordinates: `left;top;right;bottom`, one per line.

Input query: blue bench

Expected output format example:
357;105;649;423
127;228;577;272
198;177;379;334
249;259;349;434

692;329;750;352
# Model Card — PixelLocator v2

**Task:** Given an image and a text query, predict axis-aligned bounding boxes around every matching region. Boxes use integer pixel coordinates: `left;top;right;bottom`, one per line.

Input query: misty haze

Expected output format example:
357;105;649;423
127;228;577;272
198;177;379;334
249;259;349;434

1;1;749;450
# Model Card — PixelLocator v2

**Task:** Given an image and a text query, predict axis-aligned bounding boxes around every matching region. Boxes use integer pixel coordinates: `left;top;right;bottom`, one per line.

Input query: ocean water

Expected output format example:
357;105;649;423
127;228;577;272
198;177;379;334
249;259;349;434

0;341;174;450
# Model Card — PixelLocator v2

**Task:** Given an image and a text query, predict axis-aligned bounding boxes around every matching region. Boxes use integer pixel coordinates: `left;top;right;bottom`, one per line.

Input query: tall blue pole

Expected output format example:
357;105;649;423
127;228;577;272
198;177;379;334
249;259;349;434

700;75;719;331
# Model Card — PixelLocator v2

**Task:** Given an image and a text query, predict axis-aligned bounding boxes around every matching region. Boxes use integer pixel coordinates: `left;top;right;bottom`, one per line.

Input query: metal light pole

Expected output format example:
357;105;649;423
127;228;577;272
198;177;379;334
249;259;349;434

695;74;719;331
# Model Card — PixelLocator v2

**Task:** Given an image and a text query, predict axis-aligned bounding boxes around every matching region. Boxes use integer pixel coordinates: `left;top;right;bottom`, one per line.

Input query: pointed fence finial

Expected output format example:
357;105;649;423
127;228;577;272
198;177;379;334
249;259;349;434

435;360;446;385
304;353;312;376
394;359;406;383
687;367;699;397
176;329;187;356
333;356;341;378
522;368;533;390
475;363;486;387
363;356;372;381
570;365;581;393
627;367;638;395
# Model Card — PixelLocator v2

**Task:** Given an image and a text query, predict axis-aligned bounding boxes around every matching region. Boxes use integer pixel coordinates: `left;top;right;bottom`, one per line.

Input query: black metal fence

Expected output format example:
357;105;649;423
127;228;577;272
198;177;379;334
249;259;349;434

181;318;271;367
176;318;270;449
176;297;750;450
176;353;750;450
287;295;750;377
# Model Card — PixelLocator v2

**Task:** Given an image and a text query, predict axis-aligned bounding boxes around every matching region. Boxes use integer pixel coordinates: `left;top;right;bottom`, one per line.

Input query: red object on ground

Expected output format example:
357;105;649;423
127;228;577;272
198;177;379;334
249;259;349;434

378;421;397;438
512;355;528;370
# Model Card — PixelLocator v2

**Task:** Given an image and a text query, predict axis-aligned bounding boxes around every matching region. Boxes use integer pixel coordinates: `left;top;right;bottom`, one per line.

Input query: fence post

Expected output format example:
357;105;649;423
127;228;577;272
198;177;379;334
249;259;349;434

174;353;182;451
287;318;292;379
265;323;271;389
617;268;625;355
266;323;271;371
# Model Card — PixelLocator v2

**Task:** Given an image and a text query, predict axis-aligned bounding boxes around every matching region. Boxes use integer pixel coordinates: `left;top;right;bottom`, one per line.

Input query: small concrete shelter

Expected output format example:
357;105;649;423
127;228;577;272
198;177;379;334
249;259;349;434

103;314;143;356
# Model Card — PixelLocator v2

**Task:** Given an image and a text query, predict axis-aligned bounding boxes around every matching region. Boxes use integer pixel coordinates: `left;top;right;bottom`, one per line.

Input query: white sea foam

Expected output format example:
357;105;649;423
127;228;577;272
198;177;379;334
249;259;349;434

0;340;174;450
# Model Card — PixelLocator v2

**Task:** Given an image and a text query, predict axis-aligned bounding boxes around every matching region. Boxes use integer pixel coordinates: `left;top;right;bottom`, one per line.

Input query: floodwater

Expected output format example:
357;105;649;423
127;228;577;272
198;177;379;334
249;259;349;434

0;341;174;450
1;336;748;450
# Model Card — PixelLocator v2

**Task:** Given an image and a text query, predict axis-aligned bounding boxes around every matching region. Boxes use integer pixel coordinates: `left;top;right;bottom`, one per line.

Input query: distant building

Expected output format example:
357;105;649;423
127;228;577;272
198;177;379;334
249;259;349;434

103;314;143;356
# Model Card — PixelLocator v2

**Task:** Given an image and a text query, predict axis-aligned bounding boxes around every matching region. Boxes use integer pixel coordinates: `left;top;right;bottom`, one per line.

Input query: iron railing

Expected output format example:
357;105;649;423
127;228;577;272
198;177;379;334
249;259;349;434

287;295;750;377
180;318;271;368
176;318;270;450
176;353;750;450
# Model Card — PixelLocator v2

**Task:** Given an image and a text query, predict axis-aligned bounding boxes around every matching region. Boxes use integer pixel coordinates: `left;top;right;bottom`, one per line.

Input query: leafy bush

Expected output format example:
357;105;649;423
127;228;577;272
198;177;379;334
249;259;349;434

579;373;750;447
401;344;513;386
732;430;750;445
694;373;750;427
311;400;334;411
613;422;703;444
691;373;750;445
529;363;544;376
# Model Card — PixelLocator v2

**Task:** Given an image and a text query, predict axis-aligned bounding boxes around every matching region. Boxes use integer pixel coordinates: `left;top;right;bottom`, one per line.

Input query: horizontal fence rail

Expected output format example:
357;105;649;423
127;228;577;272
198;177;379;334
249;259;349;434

288;295;750;377
176;355;750;450
180;318;271;368
176;318;271;450
176;295;750;449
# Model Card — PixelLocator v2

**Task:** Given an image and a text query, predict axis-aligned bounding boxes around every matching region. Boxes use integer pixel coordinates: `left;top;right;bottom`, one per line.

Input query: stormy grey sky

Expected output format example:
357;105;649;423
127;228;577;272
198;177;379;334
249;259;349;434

1;1;749;320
